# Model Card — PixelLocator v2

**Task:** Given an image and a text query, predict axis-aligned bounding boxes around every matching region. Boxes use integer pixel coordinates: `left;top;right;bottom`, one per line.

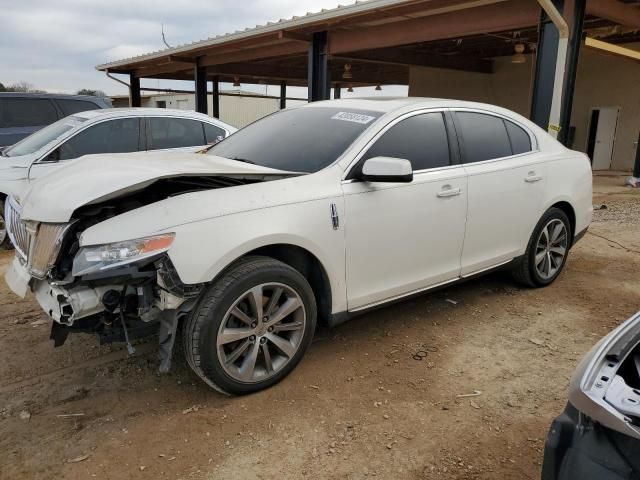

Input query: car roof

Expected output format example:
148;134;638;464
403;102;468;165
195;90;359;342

0;92;107;102
72;108;226;123
302;97;523;115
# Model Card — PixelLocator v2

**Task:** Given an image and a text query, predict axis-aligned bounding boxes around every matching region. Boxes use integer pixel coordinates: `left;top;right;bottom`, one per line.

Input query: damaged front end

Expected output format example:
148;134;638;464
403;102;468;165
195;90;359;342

3;174;268;371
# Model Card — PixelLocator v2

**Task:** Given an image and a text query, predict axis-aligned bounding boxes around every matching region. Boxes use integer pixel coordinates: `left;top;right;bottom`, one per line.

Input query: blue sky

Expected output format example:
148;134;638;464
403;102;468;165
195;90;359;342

0;0;407;98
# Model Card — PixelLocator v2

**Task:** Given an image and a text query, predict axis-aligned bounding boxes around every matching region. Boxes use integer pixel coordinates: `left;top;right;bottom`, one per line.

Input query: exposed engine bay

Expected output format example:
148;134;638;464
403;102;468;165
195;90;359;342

8;173;286;371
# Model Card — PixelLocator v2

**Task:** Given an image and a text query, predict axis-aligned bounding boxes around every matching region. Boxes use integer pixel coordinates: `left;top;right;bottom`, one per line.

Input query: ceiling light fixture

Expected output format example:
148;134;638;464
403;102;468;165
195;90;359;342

342;64;353;80
347;84;354;93
232;76;241;87
511;43;526;64
375;84;382;91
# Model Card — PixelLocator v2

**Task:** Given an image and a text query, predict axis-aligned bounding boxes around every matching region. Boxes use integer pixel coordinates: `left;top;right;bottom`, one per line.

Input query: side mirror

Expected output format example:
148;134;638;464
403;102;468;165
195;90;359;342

360;156;413;183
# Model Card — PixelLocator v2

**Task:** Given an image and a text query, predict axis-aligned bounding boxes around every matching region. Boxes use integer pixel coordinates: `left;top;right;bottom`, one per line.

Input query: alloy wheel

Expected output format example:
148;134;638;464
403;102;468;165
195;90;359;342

216;282;306;383
534;218;568;280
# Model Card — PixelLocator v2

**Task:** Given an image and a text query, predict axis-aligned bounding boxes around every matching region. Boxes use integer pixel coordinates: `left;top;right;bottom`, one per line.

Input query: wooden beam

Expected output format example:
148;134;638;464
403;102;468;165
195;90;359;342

333;48;494;73
201;62;408;85
278;30;311;43
135;62;193;77
206;63;308;81
168;55;197;64
199;41;307;67
328;0;540;54
586;0;640;29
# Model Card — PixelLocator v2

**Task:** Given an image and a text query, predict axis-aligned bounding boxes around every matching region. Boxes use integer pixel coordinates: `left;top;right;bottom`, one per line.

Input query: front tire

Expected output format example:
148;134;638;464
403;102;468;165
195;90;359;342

512;207;571;288
183;256;317;395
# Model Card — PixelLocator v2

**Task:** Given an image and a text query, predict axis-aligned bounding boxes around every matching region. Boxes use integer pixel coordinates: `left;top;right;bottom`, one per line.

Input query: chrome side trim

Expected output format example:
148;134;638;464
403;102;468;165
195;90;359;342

349;276;460;312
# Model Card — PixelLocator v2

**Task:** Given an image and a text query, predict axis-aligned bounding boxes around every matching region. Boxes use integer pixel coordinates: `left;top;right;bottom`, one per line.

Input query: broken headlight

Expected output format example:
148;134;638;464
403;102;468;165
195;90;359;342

72;233;175;277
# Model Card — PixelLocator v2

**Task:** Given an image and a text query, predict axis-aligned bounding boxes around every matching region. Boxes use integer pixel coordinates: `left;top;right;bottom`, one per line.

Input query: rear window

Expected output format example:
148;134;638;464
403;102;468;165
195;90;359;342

0;98;59;128
56;99;101;116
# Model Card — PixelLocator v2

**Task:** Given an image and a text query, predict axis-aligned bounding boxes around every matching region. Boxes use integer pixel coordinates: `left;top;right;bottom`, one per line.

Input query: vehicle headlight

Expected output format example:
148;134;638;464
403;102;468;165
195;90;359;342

72;233;175;277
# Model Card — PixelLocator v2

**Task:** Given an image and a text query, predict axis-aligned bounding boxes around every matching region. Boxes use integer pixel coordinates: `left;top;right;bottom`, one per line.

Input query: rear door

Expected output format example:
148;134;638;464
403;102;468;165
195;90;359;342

145;117;208;152
343;110;468;310
454;110;546;276
0;97;60;147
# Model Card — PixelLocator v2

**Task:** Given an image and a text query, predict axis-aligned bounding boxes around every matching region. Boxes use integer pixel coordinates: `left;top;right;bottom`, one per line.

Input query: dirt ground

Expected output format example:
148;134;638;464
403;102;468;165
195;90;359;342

0;176;638;480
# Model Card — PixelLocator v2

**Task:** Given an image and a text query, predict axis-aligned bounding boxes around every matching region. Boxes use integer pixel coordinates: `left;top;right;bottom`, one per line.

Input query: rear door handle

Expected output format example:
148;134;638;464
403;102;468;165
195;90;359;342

437;186;461;198
525;174;543;183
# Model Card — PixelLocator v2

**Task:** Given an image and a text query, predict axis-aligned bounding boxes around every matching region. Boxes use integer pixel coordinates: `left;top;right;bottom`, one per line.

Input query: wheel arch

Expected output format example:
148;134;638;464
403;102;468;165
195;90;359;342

208;242;335;326
546;199;577;243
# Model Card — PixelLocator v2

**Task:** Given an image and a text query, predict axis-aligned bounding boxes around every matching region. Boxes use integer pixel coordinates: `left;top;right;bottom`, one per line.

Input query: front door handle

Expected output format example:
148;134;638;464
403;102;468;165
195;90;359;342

437;186;461;198
525;172;543;183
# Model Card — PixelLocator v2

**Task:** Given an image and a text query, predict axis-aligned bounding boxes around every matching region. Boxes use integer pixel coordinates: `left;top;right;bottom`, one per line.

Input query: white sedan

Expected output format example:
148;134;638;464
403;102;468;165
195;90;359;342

0;108;236;247
4;98;592;394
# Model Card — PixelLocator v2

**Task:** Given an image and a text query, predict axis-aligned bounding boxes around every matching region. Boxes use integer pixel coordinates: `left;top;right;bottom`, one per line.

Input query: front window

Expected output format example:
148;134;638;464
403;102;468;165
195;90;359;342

58;118;140;160
4;116;86;157
208;107;381;173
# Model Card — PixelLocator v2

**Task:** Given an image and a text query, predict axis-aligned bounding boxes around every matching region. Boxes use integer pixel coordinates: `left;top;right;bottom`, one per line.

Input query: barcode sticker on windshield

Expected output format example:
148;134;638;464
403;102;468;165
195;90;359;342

331;111;376;124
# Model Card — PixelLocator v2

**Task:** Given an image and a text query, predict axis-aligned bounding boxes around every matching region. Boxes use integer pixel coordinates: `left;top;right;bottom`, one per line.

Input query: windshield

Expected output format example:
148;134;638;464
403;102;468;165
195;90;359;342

208;107;381;173
4;116;87;157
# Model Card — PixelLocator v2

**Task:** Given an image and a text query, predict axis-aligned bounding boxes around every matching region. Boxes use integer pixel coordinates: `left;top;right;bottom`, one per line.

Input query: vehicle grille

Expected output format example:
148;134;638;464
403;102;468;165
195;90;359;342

5;197;30;260
5;197;71;279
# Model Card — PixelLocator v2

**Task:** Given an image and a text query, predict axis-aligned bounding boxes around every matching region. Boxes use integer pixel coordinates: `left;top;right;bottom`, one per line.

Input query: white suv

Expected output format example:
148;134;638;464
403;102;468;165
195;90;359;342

4;98;592;394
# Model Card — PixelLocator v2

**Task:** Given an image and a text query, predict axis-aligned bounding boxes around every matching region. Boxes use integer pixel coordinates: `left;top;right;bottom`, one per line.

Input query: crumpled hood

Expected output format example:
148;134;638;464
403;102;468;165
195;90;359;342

0;153;35;175
19;152;297;222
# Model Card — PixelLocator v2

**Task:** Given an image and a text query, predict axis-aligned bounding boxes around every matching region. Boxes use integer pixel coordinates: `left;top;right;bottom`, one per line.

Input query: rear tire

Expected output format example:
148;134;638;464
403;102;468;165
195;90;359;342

512;207;571;288
183;256;317;395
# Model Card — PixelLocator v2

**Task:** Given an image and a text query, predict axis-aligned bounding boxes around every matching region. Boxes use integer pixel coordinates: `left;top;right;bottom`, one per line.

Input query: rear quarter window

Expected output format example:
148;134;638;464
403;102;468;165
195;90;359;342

0;97;59;128
505;120;532;155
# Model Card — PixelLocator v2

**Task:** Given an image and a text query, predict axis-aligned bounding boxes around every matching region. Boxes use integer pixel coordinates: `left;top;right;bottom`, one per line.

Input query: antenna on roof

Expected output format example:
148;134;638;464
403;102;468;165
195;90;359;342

161;23;172;49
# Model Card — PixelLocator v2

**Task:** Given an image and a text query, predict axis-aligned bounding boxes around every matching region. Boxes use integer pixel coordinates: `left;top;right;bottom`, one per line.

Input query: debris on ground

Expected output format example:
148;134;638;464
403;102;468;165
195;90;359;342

625;176;639;188
529;338;545;346
66;454;90;463
18;410;31;421
181;405;201;415
457;390;482;398
445;298;458;305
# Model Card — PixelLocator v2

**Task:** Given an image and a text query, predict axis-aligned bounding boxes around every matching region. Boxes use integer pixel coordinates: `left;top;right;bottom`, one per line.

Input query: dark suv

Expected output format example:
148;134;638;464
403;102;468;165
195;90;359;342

0;93;111;147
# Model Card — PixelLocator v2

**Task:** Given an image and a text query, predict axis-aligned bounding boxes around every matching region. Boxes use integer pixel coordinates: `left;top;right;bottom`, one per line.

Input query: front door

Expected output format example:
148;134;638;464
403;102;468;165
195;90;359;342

342;111;467;310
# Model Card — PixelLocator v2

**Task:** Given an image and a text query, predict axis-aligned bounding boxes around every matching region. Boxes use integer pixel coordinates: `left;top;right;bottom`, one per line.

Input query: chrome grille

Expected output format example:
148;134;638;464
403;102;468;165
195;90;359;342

5;197;30;260
5;197;71;279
